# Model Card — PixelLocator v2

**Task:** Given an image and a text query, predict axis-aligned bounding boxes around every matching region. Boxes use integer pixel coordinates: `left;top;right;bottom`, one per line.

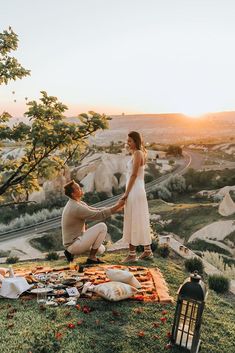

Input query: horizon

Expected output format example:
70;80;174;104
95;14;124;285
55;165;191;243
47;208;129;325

1;0;235;118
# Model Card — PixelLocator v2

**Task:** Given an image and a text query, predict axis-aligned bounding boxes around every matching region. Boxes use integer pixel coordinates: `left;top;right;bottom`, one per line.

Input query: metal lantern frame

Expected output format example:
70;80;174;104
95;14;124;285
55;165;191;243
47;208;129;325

171;271;208;353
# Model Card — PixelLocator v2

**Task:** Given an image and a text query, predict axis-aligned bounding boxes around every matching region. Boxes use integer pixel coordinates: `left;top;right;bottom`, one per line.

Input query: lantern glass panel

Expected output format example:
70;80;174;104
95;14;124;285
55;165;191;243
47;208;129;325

175;300;199;350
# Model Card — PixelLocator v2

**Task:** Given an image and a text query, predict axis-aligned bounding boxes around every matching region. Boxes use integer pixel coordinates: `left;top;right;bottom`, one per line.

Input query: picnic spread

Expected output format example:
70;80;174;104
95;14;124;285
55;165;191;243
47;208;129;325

0;264;173;304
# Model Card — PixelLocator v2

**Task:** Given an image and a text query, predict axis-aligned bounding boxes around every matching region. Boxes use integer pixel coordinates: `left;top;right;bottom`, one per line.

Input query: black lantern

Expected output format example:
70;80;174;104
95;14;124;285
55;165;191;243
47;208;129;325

171;271;208;353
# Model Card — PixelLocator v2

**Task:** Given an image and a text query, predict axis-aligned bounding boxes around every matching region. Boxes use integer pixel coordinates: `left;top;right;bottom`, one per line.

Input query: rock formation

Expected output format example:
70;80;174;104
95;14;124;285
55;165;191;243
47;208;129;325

218;192;235;216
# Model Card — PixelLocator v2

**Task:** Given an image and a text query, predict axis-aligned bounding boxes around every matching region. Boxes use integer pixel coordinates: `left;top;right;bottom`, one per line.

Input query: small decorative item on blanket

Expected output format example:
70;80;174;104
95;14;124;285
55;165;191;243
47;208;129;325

106;268;141;289
91;281;137;301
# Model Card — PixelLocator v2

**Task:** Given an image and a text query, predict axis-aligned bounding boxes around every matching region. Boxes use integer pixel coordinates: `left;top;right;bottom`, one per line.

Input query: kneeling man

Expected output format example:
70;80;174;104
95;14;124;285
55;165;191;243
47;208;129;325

62;180;125;264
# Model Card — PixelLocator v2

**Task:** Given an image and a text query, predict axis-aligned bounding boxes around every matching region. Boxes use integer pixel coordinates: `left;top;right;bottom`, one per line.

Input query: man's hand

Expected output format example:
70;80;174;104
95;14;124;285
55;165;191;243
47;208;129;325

111;199;125;214
117;199;125;208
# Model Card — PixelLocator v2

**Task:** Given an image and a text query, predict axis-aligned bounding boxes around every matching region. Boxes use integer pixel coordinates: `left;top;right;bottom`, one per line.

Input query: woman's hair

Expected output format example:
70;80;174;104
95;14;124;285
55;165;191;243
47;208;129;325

128;131;147;157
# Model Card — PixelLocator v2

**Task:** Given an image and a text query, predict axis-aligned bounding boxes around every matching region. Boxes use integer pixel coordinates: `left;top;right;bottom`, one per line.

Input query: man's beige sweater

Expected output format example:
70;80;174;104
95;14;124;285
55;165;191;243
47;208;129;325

62;199;112;248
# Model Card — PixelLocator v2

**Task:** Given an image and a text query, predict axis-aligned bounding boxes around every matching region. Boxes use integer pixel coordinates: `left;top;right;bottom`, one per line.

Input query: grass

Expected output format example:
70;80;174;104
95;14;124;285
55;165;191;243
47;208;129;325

0;252;235;353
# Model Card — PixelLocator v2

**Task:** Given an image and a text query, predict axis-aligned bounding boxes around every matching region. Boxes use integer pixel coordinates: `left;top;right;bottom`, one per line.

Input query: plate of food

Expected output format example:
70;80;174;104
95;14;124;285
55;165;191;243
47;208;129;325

52;289;67;296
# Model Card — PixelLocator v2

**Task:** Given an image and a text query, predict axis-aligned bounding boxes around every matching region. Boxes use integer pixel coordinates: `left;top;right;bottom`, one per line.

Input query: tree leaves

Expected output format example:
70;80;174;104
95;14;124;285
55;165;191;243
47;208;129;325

0;27;30;85
0;91;110;199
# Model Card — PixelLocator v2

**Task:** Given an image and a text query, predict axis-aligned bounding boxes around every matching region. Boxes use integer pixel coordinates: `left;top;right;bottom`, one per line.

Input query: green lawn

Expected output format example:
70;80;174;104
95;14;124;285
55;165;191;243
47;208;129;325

0;252;234;353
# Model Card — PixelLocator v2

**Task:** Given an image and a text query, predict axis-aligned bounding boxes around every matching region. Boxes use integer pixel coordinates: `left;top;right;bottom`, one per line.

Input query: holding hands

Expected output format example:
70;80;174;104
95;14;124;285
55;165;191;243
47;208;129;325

117;198;125;208
120;192;129;201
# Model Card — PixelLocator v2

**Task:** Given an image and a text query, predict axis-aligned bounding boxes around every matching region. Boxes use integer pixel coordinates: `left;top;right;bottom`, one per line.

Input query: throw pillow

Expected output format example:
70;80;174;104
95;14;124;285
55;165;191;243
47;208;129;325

106;269;141;289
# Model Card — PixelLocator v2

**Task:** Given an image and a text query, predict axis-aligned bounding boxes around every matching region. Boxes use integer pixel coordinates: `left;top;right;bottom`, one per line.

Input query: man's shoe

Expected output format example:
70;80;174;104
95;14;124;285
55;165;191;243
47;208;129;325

64;249;74;263
85;258;106;265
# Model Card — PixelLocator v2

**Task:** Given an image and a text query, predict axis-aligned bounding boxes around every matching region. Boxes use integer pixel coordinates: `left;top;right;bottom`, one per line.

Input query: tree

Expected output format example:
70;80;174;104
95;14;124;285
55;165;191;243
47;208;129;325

0;28;110;201
0;91;110;199
0;27;30;85
166;145;182;157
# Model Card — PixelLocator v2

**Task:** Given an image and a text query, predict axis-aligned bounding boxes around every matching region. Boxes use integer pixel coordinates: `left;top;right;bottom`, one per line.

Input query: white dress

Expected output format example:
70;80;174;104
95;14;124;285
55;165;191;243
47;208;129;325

122;158;152;246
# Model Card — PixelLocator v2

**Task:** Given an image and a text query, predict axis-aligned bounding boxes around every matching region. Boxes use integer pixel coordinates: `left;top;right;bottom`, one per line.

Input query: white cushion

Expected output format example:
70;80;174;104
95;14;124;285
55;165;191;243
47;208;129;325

91;281;137;301
106;269;141;289
0;277;31;299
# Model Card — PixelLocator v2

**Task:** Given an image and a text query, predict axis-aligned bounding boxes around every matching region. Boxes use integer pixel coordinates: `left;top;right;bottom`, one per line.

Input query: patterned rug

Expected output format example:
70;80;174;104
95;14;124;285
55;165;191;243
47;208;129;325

10;264;173;303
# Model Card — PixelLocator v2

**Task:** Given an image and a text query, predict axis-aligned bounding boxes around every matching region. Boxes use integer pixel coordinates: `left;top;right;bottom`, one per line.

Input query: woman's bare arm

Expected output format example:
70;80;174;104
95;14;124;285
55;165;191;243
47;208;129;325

121;150;142;200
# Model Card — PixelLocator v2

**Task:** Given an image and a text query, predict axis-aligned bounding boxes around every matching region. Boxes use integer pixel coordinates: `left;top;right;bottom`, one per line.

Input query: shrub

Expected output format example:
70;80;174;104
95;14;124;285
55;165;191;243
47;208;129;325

30;231;63;252
189;239;230;256
203;251;235;279
184;257;204;275
158;244;170;258
46;252;59;261
6;256;19;264
0;250;10;258
151;237;159;252
208;274;230;294
145;174;154;183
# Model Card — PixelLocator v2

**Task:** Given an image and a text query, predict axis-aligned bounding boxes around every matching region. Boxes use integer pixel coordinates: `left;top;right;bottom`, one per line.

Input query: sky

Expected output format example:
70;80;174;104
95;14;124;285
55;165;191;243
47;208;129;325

1;0;235;117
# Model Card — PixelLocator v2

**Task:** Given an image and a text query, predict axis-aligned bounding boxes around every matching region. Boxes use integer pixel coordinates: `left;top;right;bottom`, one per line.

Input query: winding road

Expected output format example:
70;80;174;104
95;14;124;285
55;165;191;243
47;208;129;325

0;150;192;243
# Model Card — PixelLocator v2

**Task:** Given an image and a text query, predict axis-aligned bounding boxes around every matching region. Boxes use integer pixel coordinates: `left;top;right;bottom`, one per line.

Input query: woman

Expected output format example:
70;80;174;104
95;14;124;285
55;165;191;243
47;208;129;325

121;131;152;262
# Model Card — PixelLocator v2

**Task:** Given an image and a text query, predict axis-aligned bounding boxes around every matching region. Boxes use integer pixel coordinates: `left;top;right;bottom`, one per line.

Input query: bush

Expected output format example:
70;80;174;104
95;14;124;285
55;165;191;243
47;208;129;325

208;274;230;294
151;237;159;252
30;231;63;252
136;238;158;253
0;250;10;258
6;256;19;264
158;244;170;258
145;174;154;183
188;239;230;256
184;257;204;275
46;252;59;261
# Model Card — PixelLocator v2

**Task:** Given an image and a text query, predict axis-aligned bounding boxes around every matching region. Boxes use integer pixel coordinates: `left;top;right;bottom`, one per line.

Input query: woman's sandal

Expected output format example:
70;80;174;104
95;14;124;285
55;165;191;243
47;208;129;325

122;250;137;263
138;251;154;260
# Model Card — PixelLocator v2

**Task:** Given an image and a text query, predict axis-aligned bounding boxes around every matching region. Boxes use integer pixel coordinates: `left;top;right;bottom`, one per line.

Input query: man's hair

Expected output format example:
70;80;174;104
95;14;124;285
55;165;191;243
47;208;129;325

64;180;83;198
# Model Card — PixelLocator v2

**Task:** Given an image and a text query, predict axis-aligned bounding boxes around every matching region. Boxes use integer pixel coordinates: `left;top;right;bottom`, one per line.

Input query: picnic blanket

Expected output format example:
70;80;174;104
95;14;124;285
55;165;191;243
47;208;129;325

1;264;173;303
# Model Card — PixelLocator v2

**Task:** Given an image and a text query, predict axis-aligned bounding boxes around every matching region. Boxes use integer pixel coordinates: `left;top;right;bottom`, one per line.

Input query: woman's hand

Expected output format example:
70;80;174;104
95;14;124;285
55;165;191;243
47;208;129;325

120;193;128;201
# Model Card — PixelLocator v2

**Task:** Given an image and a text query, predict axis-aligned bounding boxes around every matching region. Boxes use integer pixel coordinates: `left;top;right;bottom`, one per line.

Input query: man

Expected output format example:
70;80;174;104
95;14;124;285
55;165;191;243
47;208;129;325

62;180;125;264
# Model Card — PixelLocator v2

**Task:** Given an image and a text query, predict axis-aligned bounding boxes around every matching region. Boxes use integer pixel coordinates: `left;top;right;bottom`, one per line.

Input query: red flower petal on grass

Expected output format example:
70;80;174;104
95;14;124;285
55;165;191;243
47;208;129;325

162;310;168;315
77;320;84;326
137;331;145;337
67;323;76;329
167;331;172;338
55;332;63;340
76;304;81;311
82;305;91;314
160;317;167;324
